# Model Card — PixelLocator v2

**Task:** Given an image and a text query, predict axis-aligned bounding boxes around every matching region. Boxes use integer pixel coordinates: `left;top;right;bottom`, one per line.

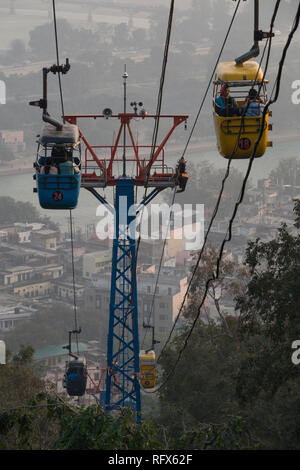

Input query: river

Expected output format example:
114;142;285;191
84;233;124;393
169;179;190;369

0;136;299;232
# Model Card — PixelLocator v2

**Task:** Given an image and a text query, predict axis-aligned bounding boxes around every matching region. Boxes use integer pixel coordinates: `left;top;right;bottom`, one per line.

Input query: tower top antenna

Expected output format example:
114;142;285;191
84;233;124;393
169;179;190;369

122;65;127;176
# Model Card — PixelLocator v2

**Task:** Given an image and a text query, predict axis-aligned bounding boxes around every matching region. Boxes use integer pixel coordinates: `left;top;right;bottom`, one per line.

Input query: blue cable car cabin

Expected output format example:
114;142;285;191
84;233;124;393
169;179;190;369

63;358;88;397
34;123;81;210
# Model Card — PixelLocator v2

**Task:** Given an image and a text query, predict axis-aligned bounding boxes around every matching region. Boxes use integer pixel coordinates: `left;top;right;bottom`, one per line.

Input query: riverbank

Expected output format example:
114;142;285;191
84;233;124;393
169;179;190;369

0;159;33;176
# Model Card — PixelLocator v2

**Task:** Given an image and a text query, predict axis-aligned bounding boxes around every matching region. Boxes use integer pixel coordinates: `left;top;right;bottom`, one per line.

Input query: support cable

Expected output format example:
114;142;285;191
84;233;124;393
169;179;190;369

121;0;175;357
52;0;65;123
153;0;297;394
52;0;79;353
180;0;242;161
69;212;80;354
158;18;274;361
141;186;177;348
134;0;175;273
141;0;243;350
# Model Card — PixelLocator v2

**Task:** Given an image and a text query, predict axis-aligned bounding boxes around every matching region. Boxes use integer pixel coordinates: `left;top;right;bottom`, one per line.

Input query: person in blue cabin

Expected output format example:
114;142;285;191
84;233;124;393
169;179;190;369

67;371;79;383
59;153;74;175
59;153;80;175
51;144;67;164
215;85;240;117
242;88;264;116
40;157;58;174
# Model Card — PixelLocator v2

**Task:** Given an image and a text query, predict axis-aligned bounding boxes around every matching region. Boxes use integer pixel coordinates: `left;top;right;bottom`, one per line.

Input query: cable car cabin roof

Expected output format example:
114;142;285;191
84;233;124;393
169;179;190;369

215;61;265;84
67;358;86;367
39;123;80;147
139;350;156;361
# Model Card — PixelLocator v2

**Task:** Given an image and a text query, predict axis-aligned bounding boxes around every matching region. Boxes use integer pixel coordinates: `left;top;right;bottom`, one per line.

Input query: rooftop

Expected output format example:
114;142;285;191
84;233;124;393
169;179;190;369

34;230;57;237
0;265;33;274
33;342;91;360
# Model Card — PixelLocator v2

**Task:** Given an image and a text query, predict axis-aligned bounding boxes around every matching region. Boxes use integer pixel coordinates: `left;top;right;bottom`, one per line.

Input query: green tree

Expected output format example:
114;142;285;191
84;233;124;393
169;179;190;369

54;406;165;450
235;200;300;393
0;196;58;229
0;347;166;450
4;302;107;353
156;249;250;448
0;346;60;449
231;200;300;449
157;201;300;449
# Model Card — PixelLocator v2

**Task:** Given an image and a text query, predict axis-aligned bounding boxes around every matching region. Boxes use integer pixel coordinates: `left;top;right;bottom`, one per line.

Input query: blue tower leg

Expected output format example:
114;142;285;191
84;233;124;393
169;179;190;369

105;178;141;423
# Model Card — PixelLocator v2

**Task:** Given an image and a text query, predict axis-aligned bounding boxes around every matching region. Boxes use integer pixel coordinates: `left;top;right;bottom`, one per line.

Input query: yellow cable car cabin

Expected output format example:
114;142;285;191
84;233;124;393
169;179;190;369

139;349;157;389
213;61;272;159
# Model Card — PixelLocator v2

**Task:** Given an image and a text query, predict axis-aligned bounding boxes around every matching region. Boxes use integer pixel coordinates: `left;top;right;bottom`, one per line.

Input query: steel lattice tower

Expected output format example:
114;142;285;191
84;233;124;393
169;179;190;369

64;76;188;421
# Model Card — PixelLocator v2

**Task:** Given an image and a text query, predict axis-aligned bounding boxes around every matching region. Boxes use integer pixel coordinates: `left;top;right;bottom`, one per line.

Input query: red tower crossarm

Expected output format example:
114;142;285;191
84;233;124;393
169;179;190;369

64;113;188;188
144;115;188;177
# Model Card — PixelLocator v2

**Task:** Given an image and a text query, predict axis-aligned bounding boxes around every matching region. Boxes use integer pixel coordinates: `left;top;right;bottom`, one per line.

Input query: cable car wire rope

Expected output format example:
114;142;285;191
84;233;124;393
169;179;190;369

180;0;243;161
69;212;80;354
118;1;176;396
156;0;280;359
113;0;175;364
0;392;80;414
157;18;275;362
141;0;243;350
141;186;177;349
52;0;65;123
52;0;80;354
150;0;299;395
143;0;283;394
134;0;175;274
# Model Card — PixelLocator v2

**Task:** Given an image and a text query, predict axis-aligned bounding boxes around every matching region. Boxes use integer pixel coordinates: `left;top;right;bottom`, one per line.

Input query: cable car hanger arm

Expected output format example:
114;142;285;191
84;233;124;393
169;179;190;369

62;328;81;360
29;58;70;131
234;0;275;65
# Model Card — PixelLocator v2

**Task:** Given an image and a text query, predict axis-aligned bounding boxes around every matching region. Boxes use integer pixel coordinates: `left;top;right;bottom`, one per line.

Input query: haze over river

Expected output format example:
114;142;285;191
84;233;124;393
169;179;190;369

0;136;299;232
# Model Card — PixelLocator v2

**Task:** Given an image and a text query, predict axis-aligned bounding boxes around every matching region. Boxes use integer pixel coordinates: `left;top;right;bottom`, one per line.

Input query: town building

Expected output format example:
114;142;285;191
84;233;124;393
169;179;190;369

0;304;35;332
0;130;26;153
82;249;112;279
84;265;188;351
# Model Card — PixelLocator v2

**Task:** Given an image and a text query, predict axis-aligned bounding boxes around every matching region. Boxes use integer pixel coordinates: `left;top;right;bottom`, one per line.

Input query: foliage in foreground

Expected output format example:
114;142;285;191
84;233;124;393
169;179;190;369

53;406;165;451
157;200;300;450
0;346;247;450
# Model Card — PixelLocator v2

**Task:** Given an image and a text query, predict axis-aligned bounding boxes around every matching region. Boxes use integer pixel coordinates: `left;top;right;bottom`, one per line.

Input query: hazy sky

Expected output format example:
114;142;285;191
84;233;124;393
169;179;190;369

0;0;194;51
